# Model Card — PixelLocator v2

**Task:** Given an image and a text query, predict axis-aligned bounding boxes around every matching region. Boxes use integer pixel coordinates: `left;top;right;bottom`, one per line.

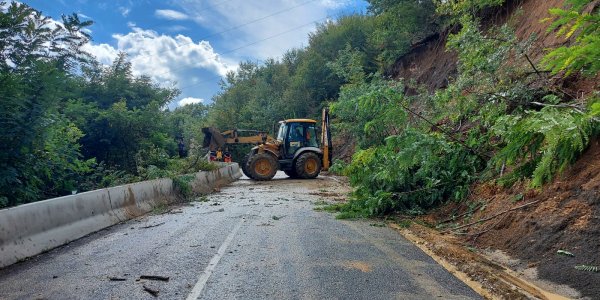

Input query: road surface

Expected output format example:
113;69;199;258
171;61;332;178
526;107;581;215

0;173;481;300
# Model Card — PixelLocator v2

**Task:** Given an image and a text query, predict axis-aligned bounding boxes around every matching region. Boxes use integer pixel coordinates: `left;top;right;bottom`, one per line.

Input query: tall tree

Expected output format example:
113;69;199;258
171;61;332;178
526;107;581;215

0;1;93;206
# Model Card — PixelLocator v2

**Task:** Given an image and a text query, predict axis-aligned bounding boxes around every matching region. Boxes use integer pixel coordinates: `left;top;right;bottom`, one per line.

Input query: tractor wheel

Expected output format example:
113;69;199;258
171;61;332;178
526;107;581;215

241;154;254;179
247;153;278;181
284;169;298;178
294;152;322;179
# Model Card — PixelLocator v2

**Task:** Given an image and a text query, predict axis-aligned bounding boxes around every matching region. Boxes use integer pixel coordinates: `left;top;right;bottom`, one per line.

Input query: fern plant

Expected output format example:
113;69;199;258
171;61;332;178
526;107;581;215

542;0;600;76
339;128;482;217
493;102;600;187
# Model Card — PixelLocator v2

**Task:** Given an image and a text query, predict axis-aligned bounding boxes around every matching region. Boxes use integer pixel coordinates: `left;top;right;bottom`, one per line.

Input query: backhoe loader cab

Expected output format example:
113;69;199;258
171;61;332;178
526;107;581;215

242;108;332;181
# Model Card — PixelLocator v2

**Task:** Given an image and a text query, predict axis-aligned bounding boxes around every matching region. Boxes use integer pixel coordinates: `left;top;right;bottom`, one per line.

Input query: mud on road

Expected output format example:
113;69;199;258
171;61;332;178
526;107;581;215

0;172;480;300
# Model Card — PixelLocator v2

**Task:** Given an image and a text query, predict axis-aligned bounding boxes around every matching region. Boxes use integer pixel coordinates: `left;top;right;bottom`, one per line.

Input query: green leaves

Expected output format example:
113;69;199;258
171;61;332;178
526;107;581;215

0;2;92;72
339;128;482;217
368;0;439;68
493;104;599;187
331;76;407;149
542;0;600;76
435;0;505;20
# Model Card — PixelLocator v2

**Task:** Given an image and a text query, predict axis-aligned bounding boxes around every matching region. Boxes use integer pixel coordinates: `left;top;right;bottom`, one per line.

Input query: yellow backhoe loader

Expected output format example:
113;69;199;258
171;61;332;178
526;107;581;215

202;108;332;181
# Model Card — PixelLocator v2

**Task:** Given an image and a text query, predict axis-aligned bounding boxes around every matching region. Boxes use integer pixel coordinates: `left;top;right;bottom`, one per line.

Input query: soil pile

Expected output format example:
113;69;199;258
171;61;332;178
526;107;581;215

454;140;600;298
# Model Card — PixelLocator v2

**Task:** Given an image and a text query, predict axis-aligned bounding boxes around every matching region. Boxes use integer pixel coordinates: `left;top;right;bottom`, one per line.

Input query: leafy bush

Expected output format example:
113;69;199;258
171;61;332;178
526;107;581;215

337;129;482;217
367;0;439;68
330;76;408;149
435;0;505;20
542;0;600;76
493;101;600;187
172;174;195;200
328;160;348;175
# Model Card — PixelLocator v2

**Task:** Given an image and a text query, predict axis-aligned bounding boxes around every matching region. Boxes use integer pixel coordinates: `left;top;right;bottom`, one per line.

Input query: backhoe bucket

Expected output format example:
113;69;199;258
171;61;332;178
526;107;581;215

202;127;226;151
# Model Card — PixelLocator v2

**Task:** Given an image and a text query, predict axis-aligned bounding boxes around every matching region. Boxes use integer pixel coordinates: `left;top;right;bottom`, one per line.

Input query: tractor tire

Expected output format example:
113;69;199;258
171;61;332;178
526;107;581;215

241;154;254;179
284;169;298;178
247;153;278;181
294;152;322;179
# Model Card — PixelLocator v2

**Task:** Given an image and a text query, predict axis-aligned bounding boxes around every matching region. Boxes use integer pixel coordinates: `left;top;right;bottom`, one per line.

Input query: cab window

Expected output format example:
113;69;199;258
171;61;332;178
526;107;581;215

286;123;304;156
306;124;319;147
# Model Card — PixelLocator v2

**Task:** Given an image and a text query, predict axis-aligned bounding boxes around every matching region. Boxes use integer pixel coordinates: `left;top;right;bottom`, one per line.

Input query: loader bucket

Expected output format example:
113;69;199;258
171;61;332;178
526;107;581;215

202;127;226;151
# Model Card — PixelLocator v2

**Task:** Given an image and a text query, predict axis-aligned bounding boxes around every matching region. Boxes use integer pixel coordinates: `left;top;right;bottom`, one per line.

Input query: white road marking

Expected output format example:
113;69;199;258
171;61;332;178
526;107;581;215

186;212;248;300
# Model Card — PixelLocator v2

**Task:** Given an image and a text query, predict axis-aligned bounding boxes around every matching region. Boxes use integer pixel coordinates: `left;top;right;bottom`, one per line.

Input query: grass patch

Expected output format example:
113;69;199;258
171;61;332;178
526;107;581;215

395;219;412;228
151;202;169;215
312;200;330;206
194;195;209;202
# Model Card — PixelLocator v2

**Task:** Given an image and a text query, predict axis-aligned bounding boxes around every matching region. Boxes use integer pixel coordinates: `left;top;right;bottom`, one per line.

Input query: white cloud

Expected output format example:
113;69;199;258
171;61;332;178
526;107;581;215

319;0;352;9
82;42;119;65
173;0;356;59
155;9;189;20
119;7;130;17
110;28;235;78
83;27;237;108
178;97;204;106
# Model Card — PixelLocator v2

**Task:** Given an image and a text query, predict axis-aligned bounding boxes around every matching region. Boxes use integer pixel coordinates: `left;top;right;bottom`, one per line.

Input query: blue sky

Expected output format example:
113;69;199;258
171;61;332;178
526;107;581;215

21;0;369;109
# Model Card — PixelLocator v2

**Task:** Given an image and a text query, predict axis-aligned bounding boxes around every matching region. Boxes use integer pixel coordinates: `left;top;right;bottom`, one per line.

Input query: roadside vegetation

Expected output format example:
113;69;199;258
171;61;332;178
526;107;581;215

0;3;213;207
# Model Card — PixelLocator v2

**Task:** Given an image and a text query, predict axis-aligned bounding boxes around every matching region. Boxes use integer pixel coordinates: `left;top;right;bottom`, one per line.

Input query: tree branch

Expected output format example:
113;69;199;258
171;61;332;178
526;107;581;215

442;200;541;234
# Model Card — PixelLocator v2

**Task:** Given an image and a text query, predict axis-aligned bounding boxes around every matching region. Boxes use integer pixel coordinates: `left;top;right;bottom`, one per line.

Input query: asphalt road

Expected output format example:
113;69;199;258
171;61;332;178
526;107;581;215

0;173;481;300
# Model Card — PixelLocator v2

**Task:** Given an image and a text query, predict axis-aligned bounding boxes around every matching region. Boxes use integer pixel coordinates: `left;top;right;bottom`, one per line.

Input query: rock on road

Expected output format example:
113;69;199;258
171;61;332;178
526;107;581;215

0;173;481;300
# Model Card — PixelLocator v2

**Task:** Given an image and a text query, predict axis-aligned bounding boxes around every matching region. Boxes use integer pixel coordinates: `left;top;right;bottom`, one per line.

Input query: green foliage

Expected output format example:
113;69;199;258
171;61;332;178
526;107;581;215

208;15;379;133
443;15;539;114
331;76;407;148
70;54;180;173
328;160;348;175
0;1;92;71
77;162;137;191
367;0;439;68
435;0;505;19
337;129;482;217
0;2;208;207
172;174;195;200
0;2;93;207
493;104;600;187
542;0;600;76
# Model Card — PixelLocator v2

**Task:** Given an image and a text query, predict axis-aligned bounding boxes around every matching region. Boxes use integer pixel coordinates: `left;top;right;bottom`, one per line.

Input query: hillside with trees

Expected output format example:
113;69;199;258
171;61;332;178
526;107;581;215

0;3;212;207
1;0;599;296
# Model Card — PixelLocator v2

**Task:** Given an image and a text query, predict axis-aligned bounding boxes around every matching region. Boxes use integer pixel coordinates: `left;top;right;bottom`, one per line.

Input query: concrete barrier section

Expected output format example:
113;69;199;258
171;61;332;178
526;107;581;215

108;178;174;221
0;163;241;269
0;189;116;268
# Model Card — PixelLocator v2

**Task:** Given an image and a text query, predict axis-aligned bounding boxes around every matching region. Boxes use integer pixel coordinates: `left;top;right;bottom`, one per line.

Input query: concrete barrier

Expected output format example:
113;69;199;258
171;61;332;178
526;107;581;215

0;163;241;269
108;178;174;221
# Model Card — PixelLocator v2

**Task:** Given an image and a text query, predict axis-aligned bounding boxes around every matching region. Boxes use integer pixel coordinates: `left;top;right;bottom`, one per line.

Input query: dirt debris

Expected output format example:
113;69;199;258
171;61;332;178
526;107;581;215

392;223;573;300
139;275;170;282
139;222;165;229
142;285;159;297
421;140;600;299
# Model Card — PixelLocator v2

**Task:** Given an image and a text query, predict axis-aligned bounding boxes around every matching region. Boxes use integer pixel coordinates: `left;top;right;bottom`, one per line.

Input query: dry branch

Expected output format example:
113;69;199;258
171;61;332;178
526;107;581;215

443;200;541;234
140;275;170;282
139;222;165;229
143;285;159;297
